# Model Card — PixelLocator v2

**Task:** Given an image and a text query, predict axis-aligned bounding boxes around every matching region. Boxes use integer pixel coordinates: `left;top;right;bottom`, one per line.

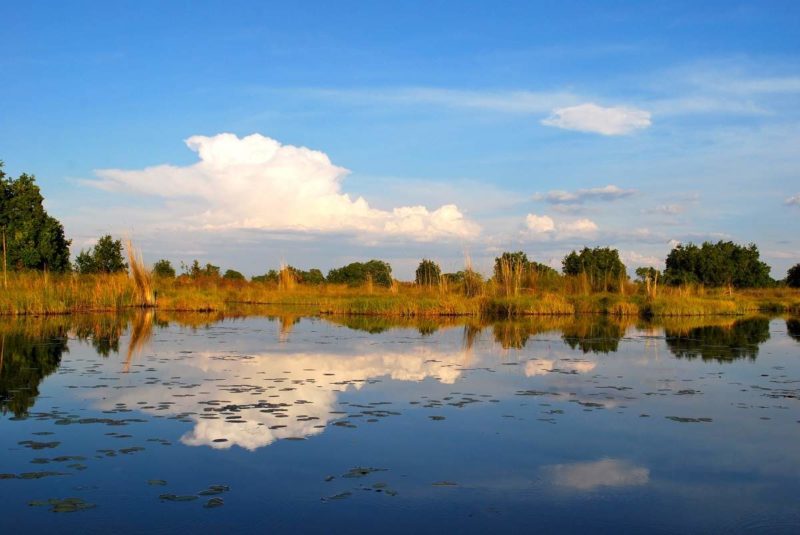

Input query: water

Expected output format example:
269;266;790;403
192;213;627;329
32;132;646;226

1;312;799;533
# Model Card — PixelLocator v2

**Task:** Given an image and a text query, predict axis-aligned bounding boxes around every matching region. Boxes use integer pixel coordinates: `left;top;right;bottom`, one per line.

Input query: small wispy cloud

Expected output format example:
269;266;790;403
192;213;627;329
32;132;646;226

544;458;650;492
785;194;800;207
299;87;579;114
541;103;652;135
533;184;637;205
653;203;684;215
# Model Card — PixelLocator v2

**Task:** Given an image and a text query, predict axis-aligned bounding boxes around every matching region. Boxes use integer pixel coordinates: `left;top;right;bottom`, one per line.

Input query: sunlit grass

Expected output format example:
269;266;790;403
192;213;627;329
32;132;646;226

0;271;798;318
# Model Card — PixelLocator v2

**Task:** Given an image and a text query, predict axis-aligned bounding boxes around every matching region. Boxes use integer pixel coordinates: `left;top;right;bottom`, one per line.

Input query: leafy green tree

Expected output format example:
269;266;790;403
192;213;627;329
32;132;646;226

182;260;220;279
664;241;772;288
786;263;800;288
562;247;627;292
223;269;245;281
283;266;326;284
635;266;661;282
0;162;71;271
74;235;127;274
494;251;528;284
327;260;392;287
252;269;279;284
152;259;176;278
415;259;441;287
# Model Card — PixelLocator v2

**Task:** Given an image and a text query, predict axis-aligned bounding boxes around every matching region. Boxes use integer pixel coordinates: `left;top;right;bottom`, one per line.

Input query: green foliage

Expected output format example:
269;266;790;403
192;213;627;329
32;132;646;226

493;252;559;286
252;269;279;284
665;317;770;362
0;162;71;271
635;266;661;282
327;260;393;287
75;235;128;274
664;241;772;288
287;266;326;284
415;259;441;287
786;264;800;288
223;269;245;281
0;327;68;416
182;260;220;279
152;259;176;278
562;247;627;291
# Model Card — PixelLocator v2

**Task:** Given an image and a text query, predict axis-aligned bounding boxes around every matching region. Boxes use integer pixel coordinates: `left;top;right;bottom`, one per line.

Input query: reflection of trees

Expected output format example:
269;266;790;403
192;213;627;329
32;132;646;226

787;318;800;342
0;312;159;416
665;317;770;362
73;314;128;356
326;315;468;337
561;317;628;354
488;316;630;353
0;321;68;417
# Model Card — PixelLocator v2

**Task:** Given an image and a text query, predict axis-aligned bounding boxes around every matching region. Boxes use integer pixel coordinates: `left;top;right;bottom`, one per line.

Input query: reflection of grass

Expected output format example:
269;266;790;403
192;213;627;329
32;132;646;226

1;272;799;318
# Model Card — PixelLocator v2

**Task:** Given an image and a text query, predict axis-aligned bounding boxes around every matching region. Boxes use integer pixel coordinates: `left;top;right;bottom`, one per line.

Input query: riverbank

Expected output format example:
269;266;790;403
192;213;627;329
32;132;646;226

1;272;798;318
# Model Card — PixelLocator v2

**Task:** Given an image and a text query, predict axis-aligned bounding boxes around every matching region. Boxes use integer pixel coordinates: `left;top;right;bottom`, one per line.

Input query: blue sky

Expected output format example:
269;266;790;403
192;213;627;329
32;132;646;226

1;1;799;278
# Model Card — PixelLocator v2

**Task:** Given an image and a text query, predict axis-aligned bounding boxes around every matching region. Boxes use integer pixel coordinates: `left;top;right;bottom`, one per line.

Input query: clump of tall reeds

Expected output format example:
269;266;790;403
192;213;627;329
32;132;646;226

278;263;296;291
462;254;483;298
126;239;154;307
496;256;523;297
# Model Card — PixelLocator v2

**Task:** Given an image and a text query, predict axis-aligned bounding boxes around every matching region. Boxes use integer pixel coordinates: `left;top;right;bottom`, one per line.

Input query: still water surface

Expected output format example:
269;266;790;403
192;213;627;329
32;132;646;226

1;312;799;533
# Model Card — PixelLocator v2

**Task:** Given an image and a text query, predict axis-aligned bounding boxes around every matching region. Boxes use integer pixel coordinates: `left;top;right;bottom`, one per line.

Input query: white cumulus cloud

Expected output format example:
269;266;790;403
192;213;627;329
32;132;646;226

525;214;556;234
559;218;599;235
524;213;598;240
541;103;651;135
86;133;480;242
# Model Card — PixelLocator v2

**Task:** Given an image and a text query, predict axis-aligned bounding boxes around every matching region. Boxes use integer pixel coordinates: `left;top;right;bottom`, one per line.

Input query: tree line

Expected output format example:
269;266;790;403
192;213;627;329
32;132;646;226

2;161;800;289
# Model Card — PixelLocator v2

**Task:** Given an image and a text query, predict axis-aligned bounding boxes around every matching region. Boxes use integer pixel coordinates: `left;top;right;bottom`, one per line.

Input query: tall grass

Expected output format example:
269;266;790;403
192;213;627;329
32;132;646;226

126;239;154;307
0;268;798;318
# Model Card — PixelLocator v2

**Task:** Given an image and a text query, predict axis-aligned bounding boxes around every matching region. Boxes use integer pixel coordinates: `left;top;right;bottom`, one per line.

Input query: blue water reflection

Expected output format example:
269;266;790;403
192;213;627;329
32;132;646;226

0;313;798;533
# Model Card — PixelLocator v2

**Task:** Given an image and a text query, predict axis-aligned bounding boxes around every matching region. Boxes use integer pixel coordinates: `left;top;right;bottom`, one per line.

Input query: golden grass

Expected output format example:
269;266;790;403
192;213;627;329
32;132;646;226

0;270;798;318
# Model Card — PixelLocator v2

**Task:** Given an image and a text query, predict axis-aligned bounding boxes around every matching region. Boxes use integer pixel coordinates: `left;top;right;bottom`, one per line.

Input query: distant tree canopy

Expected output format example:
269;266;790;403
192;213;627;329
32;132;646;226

0;162;71;271
415;259;441;286
663;241;772;288
223;269;245;281
635;266;661;283
327;260;392;287
252;269;279;284
250;266;324;284
493;251;559;285
75;235;127;274
286;266;325;284
183;260;220;279
787;264;800;289
152;259;176;278
562;247;626;292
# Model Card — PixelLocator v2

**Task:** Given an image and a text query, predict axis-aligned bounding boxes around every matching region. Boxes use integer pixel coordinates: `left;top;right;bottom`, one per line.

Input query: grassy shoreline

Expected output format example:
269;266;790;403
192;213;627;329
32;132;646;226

1;272;799;318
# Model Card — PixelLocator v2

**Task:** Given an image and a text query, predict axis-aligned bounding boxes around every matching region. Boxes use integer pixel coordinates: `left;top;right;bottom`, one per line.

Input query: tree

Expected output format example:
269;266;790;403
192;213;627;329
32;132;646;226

327;260;392;287
562;247;627;292
663;241;772;288
635;266;661;283
0;162;71;271
415;259;441;287
787;264;800;288
252;269;279;284
223;269;245;281
75;235;127;274
152;259;176;278
283;266;325;284
182;260;220;279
